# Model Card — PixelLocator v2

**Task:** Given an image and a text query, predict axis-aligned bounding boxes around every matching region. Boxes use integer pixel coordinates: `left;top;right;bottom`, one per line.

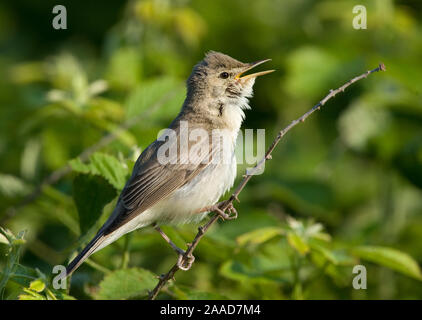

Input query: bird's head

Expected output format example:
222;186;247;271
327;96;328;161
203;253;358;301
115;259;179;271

186;51;274;106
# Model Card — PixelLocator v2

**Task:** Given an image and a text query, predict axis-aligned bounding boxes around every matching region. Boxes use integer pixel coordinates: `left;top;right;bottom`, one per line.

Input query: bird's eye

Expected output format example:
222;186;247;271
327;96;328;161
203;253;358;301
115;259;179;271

219;72;229;79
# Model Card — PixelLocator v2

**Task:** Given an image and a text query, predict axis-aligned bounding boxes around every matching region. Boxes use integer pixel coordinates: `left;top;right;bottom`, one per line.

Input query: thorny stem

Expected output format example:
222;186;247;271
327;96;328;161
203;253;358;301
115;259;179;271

148;63;386;300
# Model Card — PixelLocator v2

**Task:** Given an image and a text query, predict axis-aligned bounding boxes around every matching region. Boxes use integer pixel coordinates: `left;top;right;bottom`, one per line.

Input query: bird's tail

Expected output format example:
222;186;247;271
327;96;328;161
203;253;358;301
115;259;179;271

65;232;106;277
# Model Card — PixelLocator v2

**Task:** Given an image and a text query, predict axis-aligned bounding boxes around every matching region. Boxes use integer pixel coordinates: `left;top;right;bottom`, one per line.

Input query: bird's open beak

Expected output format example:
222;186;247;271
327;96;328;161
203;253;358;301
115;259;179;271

235;59;275;80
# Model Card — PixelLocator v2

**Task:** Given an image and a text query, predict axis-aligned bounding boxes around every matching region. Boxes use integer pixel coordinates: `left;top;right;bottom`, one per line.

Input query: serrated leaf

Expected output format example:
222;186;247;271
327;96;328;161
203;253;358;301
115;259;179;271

73;174;117;234
287;232;309;255
97;268;158;300
236;227;284;246
70;152;129;191
89;153;128;190
68;157;92;174
351;245;422;280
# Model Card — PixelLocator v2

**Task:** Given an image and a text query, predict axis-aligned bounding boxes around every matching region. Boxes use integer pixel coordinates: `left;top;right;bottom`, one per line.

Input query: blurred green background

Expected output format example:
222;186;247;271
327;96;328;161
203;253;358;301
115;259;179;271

1;0;422;300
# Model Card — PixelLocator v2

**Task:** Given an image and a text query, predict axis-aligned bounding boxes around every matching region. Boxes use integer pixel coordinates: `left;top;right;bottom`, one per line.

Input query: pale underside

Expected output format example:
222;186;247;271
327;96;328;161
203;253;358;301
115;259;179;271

65;52;259;276
93;96;252;254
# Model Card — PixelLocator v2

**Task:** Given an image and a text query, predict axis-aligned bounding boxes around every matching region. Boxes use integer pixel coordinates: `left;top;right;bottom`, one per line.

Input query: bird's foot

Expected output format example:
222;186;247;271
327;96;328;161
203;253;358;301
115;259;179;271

154;224;185;255
177;252;195;271
211;200;238;221
153;224;195;271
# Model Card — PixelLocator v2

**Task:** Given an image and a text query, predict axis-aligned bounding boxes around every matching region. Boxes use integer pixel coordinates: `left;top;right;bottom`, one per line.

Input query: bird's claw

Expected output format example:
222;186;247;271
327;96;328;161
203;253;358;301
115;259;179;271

214;201;238;221
177;253;195;271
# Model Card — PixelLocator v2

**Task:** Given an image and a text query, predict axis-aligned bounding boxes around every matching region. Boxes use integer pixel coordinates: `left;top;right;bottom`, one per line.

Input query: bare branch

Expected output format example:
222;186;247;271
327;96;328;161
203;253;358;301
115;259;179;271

148;63;386;300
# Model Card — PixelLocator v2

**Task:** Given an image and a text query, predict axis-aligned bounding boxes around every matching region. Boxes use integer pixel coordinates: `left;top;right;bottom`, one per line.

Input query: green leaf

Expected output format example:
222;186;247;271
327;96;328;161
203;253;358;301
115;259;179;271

0;227;13;245
0;233;8;245
70;152;129;191
52;291;76;300
18;294;44;300
29;279;45;293
236;227;284;246
285;46;341;99
393;137;422;189
21;138;41;181
0;229;26;293
309;241;356;266
73;174;117;234
12;239;26;246
287;232;310;255
106;46;142;90
309;242;338;264
96;268;158;300
0;173;31;198
125;76;180;119
19;288;46;300
351;246;422;280
0;264;39;289
220;260;288;285
149;85;186;122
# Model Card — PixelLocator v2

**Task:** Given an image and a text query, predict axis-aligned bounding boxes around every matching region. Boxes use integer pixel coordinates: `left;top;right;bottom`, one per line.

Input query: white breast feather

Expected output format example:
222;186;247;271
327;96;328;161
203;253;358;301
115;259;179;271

95;80;255;250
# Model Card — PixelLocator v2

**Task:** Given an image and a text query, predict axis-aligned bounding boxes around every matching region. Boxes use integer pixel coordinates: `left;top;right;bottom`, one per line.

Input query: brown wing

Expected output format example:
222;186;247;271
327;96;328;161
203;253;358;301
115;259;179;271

103;129;213;234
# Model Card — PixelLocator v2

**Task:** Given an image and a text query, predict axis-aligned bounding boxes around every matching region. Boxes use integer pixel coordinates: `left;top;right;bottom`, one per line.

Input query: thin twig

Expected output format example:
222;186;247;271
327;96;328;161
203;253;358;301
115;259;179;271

148;63;386;300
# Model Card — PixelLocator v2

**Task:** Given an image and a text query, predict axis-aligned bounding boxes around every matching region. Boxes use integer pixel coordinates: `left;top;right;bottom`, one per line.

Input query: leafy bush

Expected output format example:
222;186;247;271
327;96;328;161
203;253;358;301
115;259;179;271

1;0;422;299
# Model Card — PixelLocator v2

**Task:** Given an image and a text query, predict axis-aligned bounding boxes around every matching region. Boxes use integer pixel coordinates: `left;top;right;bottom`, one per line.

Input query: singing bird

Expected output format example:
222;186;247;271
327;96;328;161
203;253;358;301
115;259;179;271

66;51;274;275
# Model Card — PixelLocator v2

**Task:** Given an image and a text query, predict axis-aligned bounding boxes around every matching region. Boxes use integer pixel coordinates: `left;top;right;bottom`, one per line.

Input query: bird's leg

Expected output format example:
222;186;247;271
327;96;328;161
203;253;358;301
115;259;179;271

196;200;238;221
154;224;184;255
153;224;195;271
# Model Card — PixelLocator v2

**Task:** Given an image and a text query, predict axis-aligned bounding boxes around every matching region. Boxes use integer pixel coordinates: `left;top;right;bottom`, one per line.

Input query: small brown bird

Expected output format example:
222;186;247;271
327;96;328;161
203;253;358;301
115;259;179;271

66;51;274;275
